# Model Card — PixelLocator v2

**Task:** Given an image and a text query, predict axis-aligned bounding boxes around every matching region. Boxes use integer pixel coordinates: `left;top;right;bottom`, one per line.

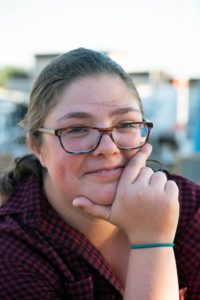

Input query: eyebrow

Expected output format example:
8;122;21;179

110;107;141;116
57;107;141;122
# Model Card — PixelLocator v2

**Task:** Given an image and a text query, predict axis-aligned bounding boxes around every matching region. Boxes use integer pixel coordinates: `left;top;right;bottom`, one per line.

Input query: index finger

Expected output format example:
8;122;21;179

119;143;152;185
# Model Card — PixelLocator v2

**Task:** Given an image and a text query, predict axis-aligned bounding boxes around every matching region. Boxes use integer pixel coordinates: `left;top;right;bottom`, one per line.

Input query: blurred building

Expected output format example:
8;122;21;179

33;53;60;81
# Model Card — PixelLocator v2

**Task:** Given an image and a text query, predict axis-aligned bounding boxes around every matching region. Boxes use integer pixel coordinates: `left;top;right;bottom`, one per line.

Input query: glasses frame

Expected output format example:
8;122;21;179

35;121;153;154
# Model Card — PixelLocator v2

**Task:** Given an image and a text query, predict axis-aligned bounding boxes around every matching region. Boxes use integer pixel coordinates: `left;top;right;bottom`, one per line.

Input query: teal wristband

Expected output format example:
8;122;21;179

129;243;175;249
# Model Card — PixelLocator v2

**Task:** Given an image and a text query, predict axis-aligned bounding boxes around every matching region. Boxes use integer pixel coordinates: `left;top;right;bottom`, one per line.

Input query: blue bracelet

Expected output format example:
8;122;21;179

129;243;175;249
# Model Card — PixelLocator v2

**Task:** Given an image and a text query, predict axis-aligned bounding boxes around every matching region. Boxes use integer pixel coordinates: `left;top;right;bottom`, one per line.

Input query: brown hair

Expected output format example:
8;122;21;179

0;47;143;203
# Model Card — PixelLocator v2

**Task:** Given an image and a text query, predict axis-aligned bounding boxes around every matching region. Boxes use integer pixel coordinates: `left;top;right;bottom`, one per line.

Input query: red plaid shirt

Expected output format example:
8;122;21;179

0;173;199;299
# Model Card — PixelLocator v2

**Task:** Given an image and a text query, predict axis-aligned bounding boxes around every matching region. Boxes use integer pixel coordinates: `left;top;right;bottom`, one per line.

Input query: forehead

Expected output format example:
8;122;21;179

46;74;141;123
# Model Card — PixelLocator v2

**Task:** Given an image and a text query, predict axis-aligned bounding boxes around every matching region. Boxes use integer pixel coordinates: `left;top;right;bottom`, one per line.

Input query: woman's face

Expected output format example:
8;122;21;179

37;74;143;207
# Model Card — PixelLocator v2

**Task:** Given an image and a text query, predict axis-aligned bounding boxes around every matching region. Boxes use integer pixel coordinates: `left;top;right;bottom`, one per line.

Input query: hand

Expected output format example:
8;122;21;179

73;144;179;243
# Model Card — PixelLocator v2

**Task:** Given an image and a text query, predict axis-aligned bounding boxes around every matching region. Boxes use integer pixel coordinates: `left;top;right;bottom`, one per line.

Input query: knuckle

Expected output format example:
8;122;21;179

166;179;178;188
140;166;154;173
165;180;179;195
154;170;167;178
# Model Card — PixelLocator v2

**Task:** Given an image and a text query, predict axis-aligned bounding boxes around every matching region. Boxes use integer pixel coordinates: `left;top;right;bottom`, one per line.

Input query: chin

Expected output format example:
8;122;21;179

90;189;116;206
81;180;118;206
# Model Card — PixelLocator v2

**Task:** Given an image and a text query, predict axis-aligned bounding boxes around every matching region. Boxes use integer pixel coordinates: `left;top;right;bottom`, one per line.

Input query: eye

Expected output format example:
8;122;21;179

117;122;139;129
68;127;89;132
62;126;91;136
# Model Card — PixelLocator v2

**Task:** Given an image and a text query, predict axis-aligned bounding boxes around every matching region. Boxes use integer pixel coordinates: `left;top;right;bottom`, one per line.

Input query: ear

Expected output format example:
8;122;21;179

27;134;47;168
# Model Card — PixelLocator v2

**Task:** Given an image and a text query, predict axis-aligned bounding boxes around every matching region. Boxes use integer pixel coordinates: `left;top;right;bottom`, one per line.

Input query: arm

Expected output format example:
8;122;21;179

73;144;180;300
124;247;178;300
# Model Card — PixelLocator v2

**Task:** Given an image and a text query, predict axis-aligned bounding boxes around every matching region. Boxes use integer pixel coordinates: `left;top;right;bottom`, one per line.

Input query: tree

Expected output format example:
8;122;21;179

0;66;30;87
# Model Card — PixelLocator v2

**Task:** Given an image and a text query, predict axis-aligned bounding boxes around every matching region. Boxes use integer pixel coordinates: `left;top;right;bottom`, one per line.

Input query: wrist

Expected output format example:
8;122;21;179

129;243;175;249
127;232;176;245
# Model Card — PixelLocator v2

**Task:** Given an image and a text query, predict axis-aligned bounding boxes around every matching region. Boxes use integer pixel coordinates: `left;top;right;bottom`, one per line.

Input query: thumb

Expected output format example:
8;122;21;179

119;143;152;185
73;197;111;220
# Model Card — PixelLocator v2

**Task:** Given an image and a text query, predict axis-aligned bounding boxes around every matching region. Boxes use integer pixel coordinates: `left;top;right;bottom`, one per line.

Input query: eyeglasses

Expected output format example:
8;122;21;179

35;121;153;154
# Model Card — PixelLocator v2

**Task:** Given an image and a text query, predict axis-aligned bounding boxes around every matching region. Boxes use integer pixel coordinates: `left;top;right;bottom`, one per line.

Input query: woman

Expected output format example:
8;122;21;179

0;48;199;299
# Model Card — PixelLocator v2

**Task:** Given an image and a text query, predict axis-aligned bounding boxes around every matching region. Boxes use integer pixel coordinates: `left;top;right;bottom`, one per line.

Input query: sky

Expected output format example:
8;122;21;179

0;0;200;78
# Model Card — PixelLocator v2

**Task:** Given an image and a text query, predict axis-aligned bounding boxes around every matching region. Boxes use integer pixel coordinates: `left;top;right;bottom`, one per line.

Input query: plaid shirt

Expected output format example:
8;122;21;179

0;173;199;299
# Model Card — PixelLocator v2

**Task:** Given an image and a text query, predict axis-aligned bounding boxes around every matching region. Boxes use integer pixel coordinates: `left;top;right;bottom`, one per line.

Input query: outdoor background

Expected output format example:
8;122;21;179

0;0;200;183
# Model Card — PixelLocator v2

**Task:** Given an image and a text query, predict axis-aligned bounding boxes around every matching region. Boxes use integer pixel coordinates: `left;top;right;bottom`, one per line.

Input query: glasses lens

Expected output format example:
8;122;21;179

113;123;149;148
60;127;99;153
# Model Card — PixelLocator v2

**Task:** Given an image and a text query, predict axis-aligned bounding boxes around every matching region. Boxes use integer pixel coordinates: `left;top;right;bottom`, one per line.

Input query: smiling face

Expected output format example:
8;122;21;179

34;74;143;213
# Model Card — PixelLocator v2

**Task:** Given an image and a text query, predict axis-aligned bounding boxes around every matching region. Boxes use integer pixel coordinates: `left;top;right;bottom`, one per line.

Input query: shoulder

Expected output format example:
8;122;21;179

0;176;44;263
166;171;200;226
167;173;200;296
167;171;200;205
167;171;200;189
0;175;43;214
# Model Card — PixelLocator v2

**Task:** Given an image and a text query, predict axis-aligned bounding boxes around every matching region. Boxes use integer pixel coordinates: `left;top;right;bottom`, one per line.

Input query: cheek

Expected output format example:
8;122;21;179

39;139;80;181
125;148;140;160
44;153;84;202
37;137;59;168
50;154;81;181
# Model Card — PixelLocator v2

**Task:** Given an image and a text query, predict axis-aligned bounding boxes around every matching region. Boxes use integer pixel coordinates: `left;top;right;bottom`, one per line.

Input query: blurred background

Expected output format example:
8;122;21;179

0;0;200;182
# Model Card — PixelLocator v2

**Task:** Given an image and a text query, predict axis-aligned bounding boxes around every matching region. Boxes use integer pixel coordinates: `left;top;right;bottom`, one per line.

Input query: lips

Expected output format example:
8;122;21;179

86;164;123;172
85;165;124;177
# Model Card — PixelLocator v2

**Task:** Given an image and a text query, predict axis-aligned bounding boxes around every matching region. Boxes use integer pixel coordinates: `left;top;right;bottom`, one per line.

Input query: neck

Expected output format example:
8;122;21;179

74;212;119;247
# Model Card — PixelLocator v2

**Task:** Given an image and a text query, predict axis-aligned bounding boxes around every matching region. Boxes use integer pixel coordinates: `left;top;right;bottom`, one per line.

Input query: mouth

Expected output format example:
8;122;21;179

85;166;124;178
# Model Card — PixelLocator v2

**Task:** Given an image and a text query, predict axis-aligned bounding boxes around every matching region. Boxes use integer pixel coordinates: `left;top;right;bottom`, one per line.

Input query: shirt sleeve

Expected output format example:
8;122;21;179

0;255;63;300
169;173;200;300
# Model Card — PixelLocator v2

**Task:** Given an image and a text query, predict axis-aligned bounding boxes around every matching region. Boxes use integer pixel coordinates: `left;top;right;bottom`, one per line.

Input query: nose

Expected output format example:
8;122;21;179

91;133;120;157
